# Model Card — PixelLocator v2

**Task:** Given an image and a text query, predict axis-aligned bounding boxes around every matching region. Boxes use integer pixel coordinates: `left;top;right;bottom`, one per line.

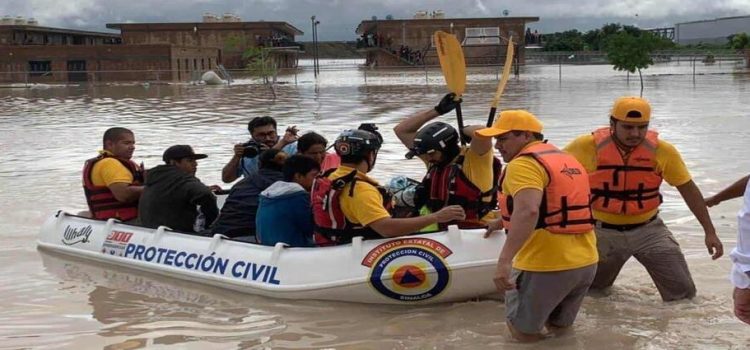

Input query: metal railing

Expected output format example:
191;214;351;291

526;50;746;65
1;54;747;88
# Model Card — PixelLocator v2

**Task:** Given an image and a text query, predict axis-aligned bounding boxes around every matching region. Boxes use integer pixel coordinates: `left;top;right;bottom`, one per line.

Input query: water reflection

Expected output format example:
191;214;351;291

1;61;750;348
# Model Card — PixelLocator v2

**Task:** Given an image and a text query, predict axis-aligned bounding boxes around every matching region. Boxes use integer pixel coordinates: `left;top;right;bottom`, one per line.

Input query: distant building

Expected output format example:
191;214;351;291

0;23;120;45
0;22;218;83
675;15;750;45
107;21;304;69
355;15;539;67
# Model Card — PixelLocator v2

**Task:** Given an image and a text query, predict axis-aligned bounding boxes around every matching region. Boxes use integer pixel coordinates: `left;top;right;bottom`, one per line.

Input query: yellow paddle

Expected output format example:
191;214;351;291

486;36;514;127
434;31;467;145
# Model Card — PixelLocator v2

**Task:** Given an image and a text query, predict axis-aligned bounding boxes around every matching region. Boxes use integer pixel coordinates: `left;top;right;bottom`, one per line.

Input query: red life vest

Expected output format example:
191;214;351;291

311;168;392;246
590;127;663;215
417;155;502;229
498;142;593;234
82;153;142;221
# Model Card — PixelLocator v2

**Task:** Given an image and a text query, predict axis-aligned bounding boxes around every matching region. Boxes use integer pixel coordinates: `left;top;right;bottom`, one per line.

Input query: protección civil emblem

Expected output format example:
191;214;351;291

361;238;453;302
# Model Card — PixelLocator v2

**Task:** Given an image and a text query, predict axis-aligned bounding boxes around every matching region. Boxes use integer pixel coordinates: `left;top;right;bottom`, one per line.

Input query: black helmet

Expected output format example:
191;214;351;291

407;122;458;159
334;129;382;157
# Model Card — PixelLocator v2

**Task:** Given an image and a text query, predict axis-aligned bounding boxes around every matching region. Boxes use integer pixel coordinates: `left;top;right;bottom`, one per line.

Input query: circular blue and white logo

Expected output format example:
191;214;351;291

368;246;450;302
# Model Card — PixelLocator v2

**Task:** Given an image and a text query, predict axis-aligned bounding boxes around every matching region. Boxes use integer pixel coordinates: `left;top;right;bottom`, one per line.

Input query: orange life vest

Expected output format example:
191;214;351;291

590;127;663;215
82;153;142;221
498;142;593;234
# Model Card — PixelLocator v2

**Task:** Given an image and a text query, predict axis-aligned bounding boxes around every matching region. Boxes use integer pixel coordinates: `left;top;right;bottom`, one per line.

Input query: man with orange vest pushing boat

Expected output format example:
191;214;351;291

82;127;144;222
564;96;724;302
481;110;598;342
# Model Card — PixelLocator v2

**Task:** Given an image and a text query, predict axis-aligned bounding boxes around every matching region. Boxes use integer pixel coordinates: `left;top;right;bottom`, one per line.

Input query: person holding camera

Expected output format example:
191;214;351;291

221;116;299;183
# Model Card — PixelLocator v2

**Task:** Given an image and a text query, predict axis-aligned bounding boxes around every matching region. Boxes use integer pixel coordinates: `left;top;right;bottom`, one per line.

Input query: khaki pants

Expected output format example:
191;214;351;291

591;217;696;301
506;264;597;334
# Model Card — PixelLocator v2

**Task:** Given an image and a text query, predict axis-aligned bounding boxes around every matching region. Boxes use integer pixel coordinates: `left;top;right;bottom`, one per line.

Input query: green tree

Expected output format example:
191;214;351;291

242;47;276;84
605;31;661;96
582;29;602;51
730;32;750;50
224;36;243;51
542;30;585;51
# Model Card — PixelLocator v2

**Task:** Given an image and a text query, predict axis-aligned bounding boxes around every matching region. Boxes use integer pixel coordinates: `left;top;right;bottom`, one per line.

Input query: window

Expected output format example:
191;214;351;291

464;27;500;45
28;60;51;77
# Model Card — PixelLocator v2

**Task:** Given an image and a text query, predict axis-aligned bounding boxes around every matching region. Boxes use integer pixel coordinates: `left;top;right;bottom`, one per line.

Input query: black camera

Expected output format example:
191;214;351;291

241;140;262;158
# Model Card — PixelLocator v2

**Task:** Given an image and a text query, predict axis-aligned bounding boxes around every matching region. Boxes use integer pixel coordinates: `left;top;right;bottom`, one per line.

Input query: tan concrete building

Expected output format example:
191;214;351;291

0;24;121;45
107;21;304;69
0;44;219;83
355;16;539;67
1;17;302;84
0;22;220;83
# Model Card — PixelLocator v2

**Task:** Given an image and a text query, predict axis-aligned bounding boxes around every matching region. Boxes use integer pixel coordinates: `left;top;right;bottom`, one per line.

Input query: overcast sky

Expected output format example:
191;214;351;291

2;0;749;41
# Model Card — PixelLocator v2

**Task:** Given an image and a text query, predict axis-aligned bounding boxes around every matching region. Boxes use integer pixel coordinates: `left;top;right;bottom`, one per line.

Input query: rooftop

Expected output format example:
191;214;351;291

107;21;304;36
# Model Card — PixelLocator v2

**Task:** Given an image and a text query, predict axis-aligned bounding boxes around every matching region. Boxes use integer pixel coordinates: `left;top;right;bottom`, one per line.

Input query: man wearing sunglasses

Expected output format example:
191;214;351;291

221;116;299;183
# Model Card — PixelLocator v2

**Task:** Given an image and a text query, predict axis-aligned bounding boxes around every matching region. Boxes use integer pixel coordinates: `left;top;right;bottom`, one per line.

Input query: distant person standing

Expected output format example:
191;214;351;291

564;96;723;301
138;145;218;233
705;175;750;324
82;127;144;222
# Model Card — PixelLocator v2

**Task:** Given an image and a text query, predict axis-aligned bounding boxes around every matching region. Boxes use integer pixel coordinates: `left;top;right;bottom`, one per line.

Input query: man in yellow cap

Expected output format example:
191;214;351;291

479;110;598;342
564;96;723;302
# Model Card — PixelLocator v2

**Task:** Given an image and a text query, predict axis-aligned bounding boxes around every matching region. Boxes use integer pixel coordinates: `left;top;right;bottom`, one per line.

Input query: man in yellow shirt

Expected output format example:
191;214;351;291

479;110;598;342
564;96;723;301
311;128;466;246
82;127;144;221
394;93;498;228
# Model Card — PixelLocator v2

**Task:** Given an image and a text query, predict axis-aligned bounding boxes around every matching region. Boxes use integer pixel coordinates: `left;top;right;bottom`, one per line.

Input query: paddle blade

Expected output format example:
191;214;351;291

434;31;466;96
490;36;515;109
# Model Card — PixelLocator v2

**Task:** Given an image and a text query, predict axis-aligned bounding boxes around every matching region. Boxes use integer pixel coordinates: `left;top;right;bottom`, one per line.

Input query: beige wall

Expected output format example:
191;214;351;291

0;45;219;83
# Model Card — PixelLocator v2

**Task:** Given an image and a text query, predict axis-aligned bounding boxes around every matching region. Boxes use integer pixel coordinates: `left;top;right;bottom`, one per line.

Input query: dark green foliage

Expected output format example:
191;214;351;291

543;23;674;52
604;30;665;96
604;31;660;74
542;30;585;51
729;32;750;50
242;47;276;82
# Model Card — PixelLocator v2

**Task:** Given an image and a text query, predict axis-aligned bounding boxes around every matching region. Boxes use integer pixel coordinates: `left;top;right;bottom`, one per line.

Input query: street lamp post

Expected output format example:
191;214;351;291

311;16;320;78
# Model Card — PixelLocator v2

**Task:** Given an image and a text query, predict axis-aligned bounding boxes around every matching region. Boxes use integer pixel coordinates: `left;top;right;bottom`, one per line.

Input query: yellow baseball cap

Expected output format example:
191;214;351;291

475;110;543;137
611;96;650;123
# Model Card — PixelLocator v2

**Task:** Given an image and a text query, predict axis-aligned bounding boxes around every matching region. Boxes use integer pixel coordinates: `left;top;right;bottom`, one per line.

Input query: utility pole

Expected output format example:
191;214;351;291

311;15;320;78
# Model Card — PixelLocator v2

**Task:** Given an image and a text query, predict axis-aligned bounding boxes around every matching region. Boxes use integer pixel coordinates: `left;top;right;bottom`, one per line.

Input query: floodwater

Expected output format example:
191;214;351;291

1;59;750;349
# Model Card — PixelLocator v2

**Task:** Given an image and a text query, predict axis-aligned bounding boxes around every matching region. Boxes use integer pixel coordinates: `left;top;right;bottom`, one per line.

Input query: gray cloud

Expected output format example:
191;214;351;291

1;0;748;40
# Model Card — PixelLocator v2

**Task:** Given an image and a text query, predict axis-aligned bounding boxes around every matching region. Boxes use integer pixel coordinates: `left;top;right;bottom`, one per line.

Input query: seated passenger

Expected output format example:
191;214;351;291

297;131;340;172
212;149;287;239
394;93;500;229
138;145;218;233
256;155;321;247
311;128;466;246
82;127;144;221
